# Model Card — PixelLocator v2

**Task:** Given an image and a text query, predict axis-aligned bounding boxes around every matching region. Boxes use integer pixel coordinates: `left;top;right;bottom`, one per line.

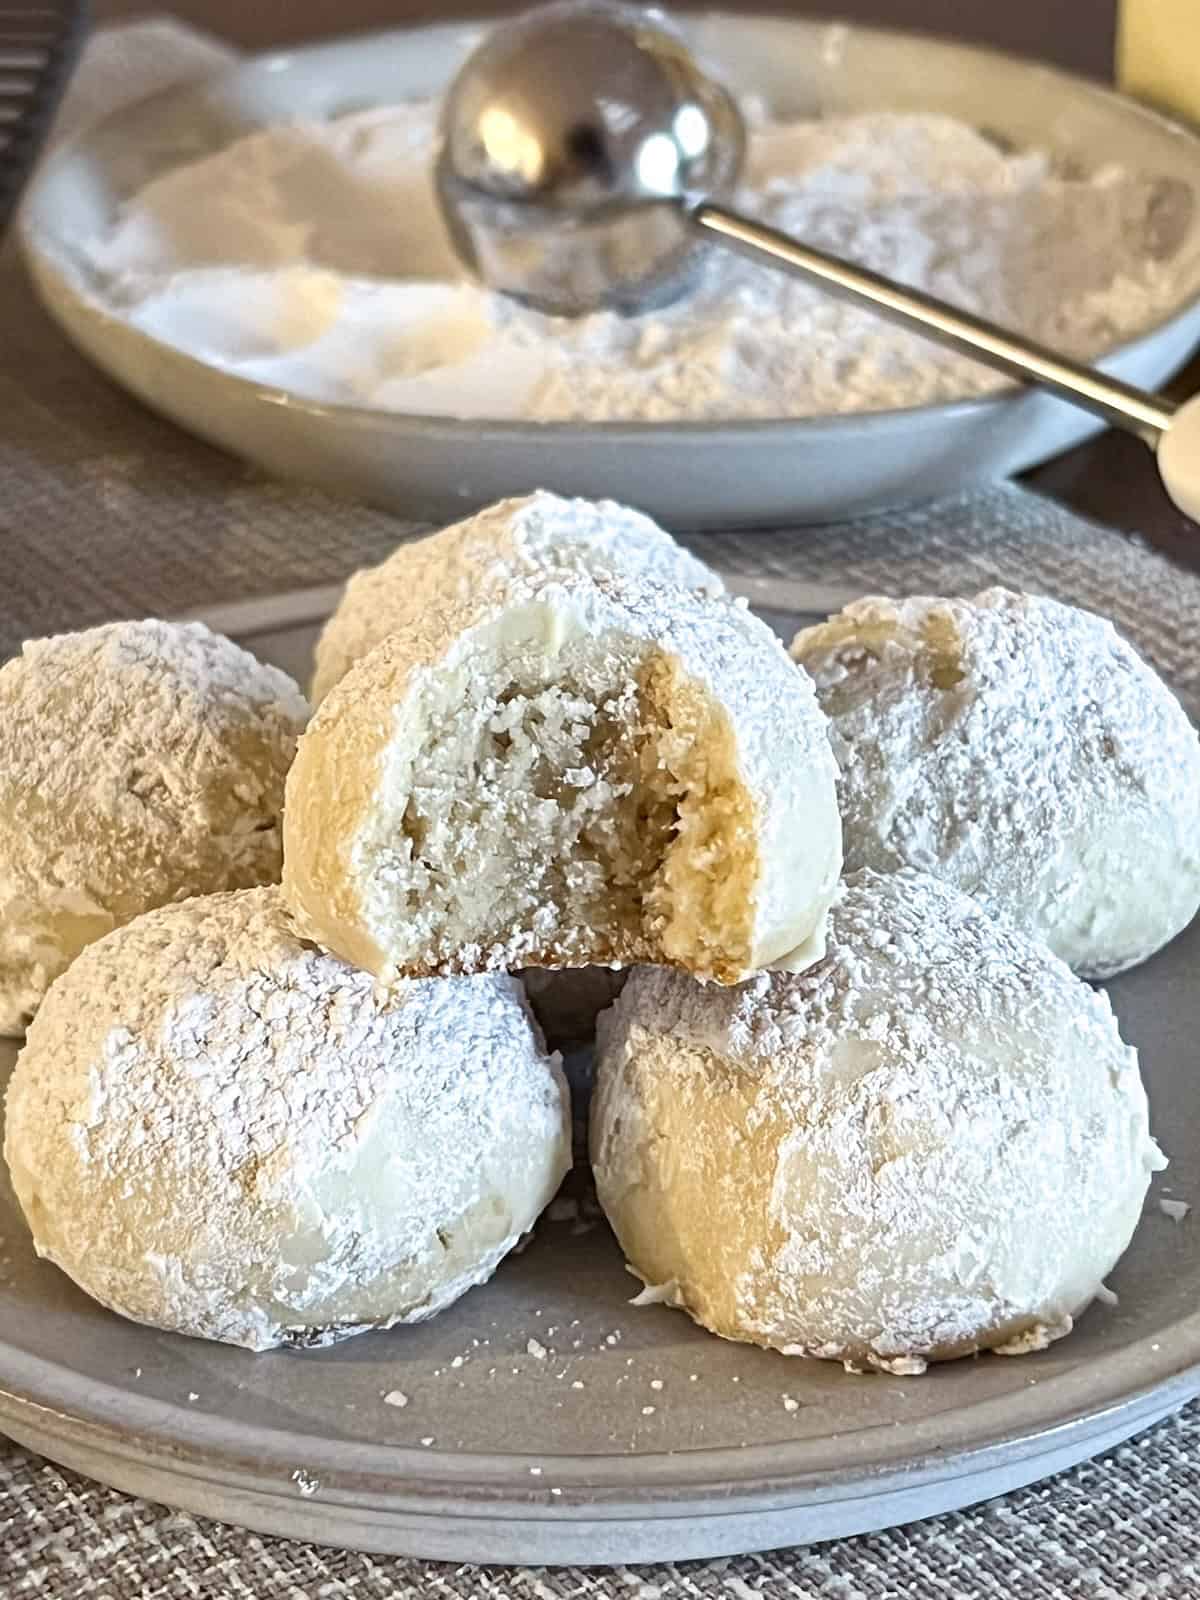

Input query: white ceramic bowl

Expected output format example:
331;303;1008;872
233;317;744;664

20;14;1200;527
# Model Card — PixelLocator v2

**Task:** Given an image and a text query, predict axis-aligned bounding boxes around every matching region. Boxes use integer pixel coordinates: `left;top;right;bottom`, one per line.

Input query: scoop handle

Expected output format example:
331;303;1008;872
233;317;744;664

691;201;1177;447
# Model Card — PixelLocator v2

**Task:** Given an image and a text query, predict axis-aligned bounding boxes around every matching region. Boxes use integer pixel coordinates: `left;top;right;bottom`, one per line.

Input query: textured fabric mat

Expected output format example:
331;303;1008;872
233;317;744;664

3;20;1200;1598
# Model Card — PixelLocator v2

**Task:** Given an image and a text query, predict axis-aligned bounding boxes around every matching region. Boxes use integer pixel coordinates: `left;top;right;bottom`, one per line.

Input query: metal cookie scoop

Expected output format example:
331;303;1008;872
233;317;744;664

436;0;743;312
436;0;1200;524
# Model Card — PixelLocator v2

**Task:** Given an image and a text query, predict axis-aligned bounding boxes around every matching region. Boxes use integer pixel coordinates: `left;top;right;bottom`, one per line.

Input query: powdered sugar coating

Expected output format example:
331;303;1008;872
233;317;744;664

591;868;1165;1371
310;491;724;703
0;620;309;1036
792;588;1200;978
286;568;841;983
3;887;570;1350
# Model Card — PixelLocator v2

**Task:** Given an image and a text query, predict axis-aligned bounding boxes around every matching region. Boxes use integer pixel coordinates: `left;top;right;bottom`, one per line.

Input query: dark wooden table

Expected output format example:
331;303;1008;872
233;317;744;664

92;0;1200;568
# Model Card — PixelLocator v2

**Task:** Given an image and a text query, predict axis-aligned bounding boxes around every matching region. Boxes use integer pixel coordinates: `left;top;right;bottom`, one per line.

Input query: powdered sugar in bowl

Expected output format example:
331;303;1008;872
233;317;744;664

21;12;1200;525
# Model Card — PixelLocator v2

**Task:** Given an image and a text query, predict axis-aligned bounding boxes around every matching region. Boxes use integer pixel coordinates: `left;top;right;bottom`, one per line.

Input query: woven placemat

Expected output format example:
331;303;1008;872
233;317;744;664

4;21;1200;1597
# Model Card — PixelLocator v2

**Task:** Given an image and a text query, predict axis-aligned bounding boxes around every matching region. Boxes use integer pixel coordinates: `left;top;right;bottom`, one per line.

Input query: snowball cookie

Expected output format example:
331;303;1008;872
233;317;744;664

4;887;570;1350
310;490;724;704
591;868;1165;1374
285;570;841;986
791;589;1200;978
0;620;308;1038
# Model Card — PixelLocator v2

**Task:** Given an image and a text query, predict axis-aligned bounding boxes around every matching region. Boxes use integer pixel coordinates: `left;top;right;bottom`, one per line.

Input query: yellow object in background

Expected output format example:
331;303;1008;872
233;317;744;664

1118;0;1200;123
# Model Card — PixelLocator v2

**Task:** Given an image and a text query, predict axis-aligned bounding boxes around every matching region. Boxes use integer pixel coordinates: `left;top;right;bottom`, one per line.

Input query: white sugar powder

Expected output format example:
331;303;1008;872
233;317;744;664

83;100;1187;422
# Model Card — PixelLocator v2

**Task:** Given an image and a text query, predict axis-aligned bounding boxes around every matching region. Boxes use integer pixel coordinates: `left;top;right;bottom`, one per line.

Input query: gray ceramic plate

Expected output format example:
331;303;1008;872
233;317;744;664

18;13;1200;529
0;576;1198;1565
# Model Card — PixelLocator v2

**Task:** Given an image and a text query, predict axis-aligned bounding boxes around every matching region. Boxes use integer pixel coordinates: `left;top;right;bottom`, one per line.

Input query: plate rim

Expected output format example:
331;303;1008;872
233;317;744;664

2;1304;1199;1508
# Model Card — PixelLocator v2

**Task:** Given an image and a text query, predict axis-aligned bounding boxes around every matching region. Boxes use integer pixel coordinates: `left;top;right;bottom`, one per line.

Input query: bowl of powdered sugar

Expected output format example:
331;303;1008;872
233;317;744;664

21;13;1200;525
